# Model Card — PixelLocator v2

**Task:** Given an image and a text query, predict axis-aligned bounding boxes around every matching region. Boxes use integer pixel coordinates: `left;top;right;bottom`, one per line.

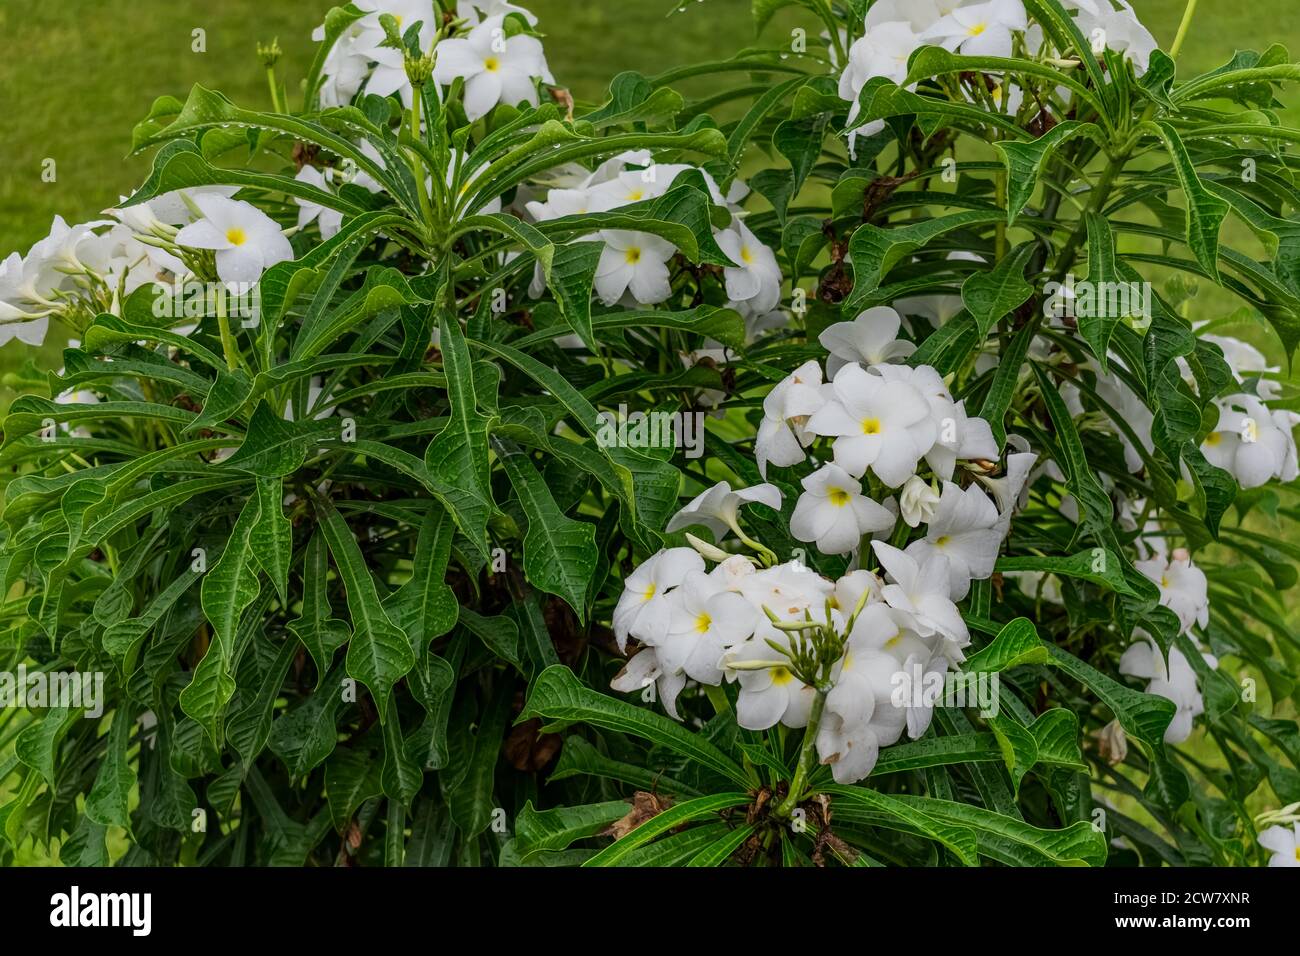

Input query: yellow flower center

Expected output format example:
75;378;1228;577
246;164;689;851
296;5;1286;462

625;247;642;264
740;245;755;265
771;667;794;687
694;612;711;634
641;582;657;603
885;635;901;648
1204;432;1222;446
827;486;851;507
935;535;951;547
484;56;500;72
968;21;987;36
1295;847;1300;862
1160;575;1169;588
625;188;644;201
861;417;881;436
225;228;247;247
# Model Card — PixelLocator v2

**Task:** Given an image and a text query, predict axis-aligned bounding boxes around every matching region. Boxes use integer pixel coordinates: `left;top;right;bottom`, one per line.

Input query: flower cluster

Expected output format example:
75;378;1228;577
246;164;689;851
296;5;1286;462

837;0;1158;147
314;1;553;118
611;305;1040;783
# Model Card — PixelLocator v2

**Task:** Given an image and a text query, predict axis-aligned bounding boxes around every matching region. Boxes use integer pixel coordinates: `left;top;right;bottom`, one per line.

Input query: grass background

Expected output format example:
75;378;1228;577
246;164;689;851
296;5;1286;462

0;0;1297;863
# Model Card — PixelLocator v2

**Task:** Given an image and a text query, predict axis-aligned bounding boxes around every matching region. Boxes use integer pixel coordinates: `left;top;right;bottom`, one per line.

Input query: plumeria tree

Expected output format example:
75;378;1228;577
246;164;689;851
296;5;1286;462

0;0;1298;867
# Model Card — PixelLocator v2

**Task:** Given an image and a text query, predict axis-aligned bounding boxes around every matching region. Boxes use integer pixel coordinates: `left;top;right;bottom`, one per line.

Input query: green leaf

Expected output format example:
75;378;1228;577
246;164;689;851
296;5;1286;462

85;708;135;831
994;121;1105;223
962;618;1049;674
996;550;1138;596
961;243;1034;339
820;785;979;865
519;665;750;788
448;689;512;838
844;211;1004;311
250;477;292;604
493;437;597;621
314;494;415;714
287;529;352;685
515;800;629;857
583;793;751;866
1145;120;1229;281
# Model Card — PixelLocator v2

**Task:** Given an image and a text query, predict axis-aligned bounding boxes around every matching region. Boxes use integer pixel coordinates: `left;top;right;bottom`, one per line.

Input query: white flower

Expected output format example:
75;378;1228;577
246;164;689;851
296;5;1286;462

816;653;906;782
977;450;1038;516
660;570;758;685
838;20;925;150
1118;635;1206;744
1200;333;1280;400
923;0;1027;57
907;481;1003;600
755;359;825;477
790;464;896;555
1094;367;1154;474
665;480;783;541
899;475;940;528
611;547;704;651
834;568;884;615
924;397;999;481
805;363;938;487
0;253;51;346
610;647;688;719
1075;2;1158;75
819;306;916;378
872;541;970;654
1257;823;1300;868
737;560;837;625
1136;549;1209;636
1201;394;1294;489
294;166;344;240
715;221;782;314
174;195;293;284
727;628;818;731
457;0;538;25
587;168;673;210
432;15;554;121
593;230;676;306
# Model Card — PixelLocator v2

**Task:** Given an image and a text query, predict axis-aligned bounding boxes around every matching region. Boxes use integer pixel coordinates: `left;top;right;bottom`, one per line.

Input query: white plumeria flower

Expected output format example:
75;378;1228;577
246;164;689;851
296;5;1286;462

872;541;970;655
715;221;783;314
906;481;1003;600
923;0;1027;57
665;480;782;542
819;306;916;378
923;397;998;481
661;570;758;685
0;253;51;346
977;450;1038;516
610;647;689;719
899;475;940;528
817;658;907;781
145;186;241;226
1095;366;1154;474
838;20;924;151
586;168;672;210
865;0;950;31
834;568;884;614
790;464;895;555
432;14;554;121
755;359;825;477
593;230;676;306
1201;394;1294;489
294;166;344;240
806;363;938;488
174;195;293;284
737;560;836;625
1118;635;1207;744
1258;823;1300;867
1136;549;1209;636
611;547;704;651
1199;333;1280;400
1075;1;1158;75
726;627;818;731
457;0;538;26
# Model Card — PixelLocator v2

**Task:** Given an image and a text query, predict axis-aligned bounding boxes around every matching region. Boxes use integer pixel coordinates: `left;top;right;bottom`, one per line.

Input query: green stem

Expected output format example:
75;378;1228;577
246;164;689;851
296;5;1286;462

265;66;283;114
215;291;239;372
1168;0;1199;61
774;690;826;819
704;684;731;715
